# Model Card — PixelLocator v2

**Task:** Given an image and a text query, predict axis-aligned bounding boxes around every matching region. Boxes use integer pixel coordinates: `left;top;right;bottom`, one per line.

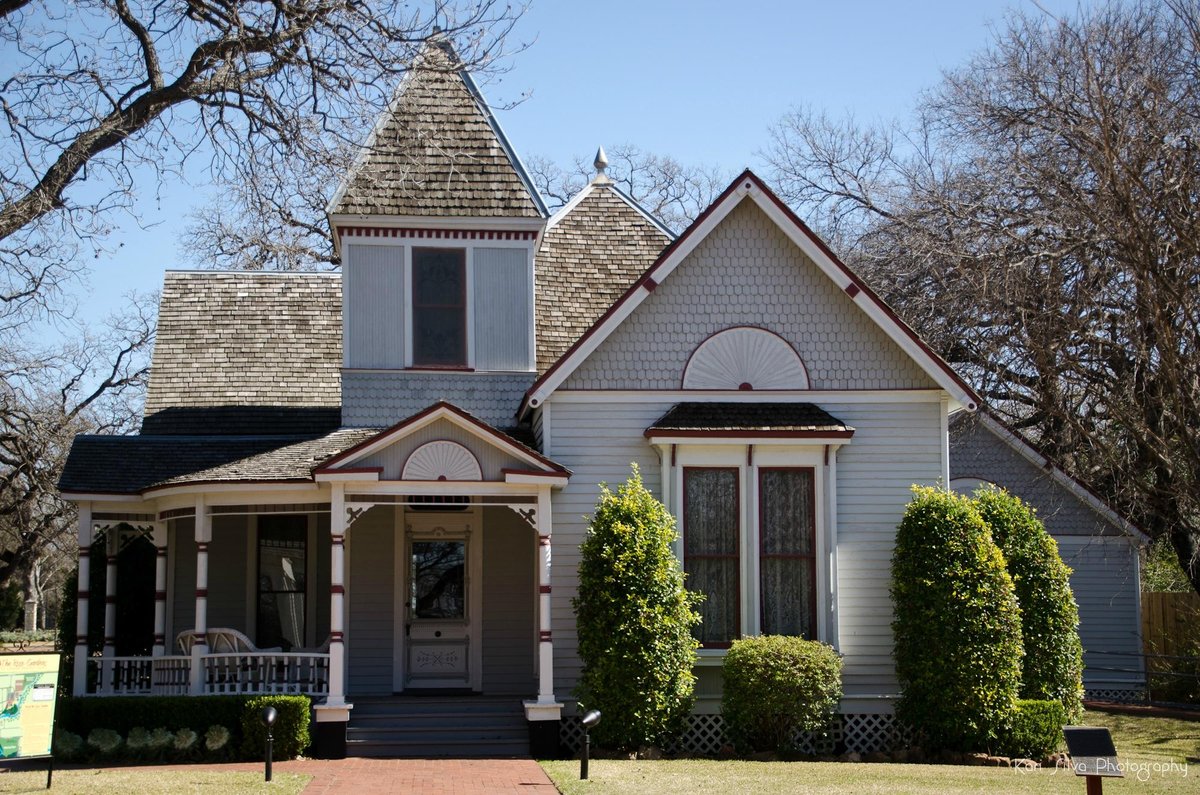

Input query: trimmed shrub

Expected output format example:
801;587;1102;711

86;728;123;756
1004;699;1065;759
573;465;702;750
240;695;311;759
58;695;248;740
891;486;1023;752
973;487;1085;723
721;635;842;753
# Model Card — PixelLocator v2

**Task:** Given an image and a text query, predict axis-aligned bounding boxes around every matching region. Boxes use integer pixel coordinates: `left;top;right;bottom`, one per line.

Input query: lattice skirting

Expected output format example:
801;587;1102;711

1085;686;1147;704
560;712;904;756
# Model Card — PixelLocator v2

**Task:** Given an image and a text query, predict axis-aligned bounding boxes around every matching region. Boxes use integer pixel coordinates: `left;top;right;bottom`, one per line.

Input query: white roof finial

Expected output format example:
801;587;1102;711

592;145;612;185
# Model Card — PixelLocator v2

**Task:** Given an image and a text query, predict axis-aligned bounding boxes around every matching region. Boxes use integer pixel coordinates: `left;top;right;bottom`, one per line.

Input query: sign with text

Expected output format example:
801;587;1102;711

0;653;60;760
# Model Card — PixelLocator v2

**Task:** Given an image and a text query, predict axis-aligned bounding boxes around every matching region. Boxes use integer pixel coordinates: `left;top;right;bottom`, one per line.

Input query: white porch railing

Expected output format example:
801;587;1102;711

86;653;329;697
87;655;191;696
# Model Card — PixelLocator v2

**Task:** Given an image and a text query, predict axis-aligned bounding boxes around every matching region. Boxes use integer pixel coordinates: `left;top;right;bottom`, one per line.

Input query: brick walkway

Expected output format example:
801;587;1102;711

134;758;560;793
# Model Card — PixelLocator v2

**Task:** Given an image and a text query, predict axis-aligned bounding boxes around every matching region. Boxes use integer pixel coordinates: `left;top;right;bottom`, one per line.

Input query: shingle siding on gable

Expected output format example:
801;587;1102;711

561;201;936;391
341;370;533;430
950;415;1123;537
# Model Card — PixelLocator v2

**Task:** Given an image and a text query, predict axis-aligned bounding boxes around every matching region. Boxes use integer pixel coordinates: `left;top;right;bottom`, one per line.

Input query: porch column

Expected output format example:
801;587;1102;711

327;482;347;705
524;487;562;755
313;483;351;760
152;522;168;657
103;528;118;658
190;495;210;695
73;503;92;696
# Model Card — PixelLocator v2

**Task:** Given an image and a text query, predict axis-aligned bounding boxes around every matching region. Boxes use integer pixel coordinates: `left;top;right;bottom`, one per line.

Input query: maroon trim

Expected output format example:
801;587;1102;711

645;429;854;440
679;325;812;391
336;226;538;241
325;467;384;475
538;585;552;594
77;548;89;556
501;467;568;480
315;401;570;474
105;595;116;604
539;630;552;642
331;584;345;595
106;555;117;565
758;467;818;639
330;631;344;642
683;467;741;648
75;636;87;646
523;169;981;413
644;276;659;291
156;547;167;556
104;636;115;644
404;366;476;372
154;634;165;643
195;589;208;598
195;543;209;553
538;535;550;547
155;591;167;600
332;536;345;546
671;444;677;467
845;283;861;298
747;445;754;467
77;591;89;599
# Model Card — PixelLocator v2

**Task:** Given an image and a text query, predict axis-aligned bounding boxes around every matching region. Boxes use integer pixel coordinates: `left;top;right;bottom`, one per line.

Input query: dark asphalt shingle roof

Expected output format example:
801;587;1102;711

58;429;380;494
332;42;543;219
143;272;342;435
535;184;672;372
647;403;853;434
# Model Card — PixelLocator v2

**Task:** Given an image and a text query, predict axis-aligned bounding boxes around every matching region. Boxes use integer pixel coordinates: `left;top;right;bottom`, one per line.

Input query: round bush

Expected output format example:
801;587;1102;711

891;486;1023;752
973;487;1084;723
721;635;842;753
573;465;702;750
1004;699;1065;759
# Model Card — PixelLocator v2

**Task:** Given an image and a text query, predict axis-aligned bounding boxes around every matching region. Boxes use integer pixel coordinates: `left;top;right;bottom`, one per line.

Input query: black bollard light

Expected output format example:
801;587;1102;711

262;705;278;782
580;709;601;780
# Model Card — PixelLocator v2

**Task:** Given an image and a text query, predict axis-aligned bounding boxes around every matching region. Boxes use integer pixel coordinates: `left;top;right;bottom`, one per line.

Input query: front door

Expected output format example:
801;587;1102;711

402;514;481;690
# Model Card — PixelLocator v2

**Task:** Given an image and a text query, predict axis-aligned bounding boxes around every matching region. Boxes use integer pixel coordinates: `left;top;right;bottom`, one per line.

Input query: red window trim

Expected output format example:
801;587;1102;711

411;247;467;368
683;466;741;648
758;467;817;640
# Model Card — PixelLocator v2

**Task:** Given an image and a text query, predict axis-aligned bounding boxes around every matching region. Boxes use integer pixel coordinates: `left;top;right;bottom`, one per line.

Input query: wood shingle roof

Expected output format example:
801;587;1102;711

331;42;544;219
535;184;673;372
143;271;342;435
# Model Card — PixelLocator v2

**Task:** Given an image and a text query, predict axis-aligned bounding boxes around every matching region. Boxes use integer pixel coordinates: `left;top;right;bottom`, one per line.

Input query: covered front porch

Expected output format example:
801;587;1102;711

63;403;570;757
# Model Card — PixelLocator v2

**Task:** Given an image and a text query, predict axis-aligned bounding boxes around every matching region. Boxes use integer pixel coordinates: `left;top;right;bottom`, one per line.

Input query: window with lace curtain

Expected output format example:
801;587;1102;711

759;468;816;638
683;468;740;646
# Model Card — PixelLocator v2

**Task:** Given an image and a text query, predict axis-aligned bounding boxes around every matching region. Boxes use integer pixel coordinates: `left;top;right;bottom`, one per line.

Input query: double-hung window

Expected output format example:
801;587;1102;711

683;468;740;646
758;468;817;638
411;247;467;367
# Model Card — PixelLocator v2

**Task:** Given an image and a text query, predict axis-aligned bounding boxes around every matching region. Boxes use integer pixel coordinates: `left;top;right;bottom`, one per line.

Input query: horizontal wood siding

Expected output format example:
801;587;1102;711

474;247;532;371
481;507;536;695
546;397;943;706
1056;537;1143;686
344;243;405;369
207;516;248;631
545;398;676;696
828;401;942;699
348;506;396;695
315;514;332;645
357;417;527;480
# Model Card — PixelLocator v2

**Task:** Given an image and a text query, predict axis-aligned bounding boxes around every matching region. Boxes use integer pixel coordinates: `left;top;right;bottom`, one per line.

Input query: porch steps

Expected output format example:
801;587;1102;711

345;696;529;758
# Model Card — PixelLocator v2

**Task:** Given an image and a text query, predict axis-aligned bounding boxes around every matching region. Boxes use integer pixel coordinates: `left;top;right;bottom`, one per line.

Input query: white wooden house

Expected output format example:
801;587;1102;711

58;42;1142;758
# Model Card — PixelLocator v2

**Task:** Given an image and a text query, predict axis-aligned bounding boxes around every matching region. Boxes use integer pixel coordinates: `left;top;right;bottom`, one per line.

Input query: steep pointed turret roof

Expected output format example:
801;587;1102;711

330;41;546;219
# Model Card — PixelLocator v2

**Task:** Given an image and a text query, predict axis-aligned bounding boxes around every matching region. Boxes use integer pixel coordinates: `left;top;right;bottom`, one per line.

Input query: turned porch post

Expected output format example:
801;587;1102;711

535;488;555;704
152;522;168;657
103;528;118;658
73;503;92;696
190;495;210;694
328;483;347;705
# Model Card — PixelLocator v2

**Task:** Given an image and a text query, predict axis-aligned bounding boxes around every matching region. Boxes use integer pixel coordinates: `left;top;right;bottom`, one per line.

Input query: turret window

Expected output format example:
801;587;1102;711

412;247;467;367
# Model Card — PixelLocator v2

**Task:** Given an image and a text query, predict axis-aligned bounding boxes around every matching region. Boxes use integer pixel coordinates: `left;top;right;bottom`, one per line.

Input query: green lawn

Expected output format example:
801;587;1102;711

0;769;308;794
541;707;1198;795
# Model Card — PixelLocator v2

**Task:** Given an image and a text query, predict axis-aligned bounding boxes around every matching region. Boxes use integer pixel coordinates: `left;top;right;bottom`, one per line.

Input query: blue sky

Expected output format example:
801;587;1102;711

65;0;1087;331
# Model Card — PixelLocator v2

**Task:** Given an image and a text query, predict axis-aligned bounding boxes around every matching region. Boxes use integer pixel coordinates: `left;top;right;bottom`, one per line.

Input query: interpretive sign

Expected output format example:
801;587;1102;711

0;653;60;762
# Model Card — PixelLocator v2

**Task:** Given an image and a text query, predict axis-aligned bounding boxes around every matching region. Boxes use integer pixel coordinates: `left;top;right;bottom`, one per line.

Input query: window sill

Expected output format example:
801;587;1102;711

405;366;475;372
694;648;728;665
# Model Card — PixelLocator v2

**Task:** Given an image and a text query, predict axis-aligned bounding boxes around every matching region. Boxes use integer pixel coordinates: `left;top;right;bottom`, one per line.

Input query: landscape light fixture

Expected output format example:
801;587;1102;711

261;705;278;782
580;709;602;780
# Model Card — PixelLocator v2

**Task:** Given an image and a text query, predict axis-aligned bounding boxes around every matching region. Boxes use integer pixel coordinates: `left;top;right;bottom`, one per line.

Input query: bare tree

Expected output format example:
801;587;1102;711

0;295;155;604
764;1;1200;592
529;144;730;233
1;1;526;279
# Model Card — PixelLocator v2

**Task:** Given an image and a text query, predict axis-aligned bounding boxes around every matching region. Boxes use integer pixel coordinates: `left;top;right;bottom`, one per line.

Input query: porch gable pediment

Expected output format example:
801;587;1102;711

315;402;568;485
